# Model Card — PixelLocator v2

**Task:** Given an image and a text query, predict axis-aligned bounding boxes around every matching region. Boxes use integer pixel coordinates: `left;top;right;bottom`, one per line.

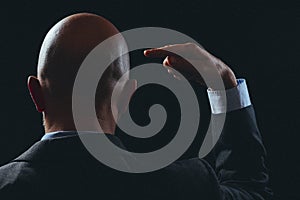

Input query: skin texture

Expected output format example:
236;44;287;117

144;43;237;90
28;13;136;134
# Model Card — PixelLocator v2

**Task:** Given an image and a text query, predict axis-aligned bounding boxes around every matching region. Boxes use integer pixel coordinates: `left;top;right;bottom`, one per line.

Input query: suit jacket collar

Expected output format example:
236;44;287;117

13;133;125;163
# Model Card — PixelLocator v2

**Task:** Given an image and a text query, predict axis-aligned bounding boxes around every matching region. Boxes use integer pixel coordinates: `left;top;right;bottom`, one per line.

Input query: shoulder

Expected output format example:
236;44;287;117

0;161;36;183
164;158;216;181
0;161;37;196
145;158;220;199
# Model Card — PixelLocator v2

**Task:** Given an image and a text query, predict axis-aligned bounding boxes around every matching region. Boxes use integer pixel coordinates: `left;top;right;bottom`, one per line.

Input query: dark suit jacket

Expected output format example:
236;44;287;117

0;106;272;200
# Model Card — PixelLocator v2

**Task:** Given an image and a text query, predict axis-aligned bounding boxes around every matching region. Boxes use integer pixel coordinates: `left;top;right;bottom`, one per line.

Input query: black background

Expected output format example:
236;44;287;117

0;0;299;199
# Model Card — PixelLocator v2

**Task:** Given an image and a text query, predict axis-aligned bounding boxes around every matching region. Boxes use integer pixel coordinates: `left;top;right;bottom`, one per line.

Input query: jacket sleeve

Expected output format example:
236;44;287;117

209;105;273;200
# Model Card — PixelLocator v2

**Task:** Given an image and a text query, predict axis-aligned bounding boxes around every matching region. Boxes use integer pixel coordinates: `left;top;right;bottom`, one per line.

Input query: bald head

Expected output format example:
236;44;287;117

28;13;133;132
38;13;120;72
38;13;129;99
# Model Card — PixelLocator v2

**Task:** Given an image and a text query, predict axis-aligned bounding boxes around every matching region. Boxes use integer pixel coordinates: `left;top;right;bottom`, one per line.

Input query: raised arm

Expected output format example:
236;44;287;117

144;43;272;199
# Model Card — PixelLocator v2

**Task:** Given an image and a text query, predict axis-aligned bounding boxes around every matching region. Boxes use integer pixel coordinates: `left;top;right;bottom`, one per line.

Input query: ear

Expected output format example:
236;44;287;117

117;79;137;115
27;76;45;112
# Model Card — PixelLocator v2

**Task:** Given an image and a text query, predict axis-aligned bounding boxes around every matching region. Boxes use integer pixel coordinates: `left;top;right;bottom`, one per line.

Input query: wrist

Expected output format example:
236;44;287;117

210;59;237;90
221;68;237;90
208;72;237;91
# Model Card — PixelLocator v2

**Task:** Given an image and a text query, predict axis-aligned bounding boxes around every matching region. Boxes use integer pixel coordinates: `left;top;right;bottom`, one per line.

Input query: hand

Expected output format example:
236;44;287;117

144;43;237;90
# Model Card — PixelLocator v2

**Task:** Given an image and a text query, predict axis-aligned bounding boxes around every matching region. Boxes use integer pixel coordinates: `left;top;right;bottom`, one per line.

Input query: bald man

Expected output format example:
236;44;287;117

0;13;271;200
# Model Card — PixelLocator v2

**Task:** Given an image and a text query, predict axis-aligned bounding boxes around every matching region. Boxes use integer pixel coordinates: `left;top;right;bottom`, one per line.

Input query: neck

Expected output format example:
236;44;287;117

44;114;116;134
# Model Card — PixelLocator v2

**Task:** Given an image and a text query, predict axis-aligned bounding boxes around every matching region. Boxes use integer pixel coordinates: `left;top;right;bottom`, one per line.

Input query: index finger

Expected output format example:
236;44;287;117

144;44;188;58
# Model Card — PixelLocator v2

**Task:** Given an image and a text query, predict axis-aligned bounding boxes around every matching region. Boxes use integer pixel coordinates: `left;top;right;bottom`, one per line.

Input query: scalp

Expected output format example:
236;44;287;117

36;13;129;104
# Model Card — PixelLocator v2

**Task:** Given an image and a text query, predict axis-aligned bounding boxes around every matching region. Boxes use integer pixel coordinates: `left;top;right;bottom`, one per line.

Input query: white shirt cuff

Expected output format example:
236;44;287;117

207;79;251;114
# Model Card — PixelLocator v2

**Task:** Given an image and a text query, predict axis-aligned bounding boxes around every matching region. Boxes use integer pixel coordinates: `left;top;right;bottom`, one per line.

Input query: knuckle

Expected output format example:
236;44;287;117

186;42;197;49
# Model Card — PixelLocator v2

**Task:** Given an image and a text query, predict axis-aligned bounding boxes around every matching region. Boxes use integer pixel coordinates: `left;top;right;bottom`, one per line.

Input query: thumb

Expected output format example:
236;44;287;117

163;56;172;67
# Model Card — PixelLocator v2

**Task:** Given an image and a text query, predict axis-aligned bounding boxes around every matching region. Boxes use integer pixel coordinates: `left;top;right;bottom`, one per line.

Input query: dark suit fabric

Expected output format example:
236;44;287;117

0;106;272;200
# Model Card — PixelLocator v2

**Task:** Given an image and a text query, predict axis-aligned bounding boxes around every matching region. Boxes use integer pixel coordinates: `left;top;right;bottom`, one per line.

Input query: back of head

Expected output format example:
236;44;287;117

36;13;129;122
